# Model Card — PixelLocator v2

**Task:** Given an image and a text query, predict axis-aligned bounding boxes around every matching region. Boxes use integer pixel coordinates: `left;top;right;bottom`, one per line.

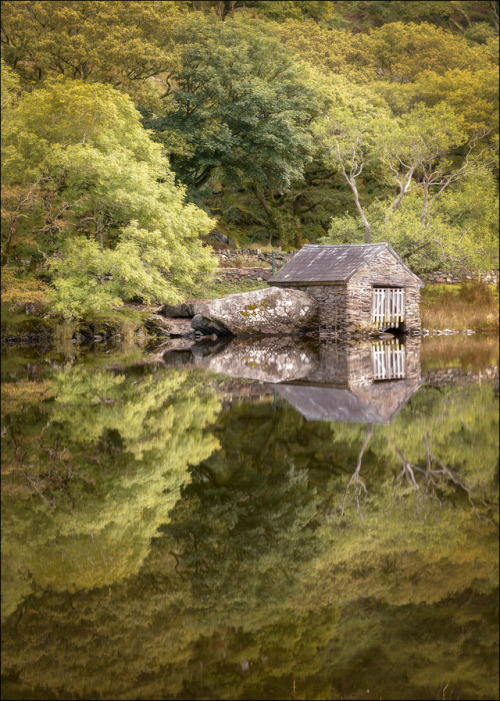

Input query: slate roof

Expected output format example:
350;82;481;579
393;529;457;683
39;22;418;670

275;385;387;423
269;243;424;286
274;380;423;424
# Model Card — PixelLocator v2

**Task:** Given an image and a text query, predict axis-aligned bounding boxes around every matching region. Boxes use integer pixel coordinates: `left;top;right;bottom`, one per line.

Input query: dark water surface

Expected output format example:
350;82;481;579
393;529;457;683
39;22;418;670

1;335;498;700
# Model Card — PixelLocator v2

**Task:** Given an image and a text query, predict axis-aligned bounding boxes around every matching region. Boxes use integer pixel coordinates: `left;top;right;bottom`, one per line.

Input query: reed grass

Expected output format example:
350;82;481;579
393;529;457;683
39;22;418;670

421;281;499;332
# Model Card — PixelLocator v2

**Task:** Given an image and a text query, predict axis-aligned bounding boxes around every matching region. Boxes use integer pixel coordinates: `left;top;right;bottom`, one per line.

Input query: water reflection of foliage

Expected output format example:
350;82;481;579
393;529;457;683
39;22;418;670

1;364;221;617
1;368;498;700
160;383;498;606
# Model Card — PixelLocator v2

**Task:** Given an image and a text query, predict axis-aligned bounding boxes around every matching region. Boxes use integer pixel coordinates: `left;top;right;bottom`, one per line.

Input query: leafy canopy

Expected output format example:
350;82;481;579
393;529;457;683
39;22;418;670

0;0;185;109
148;13;330;195
1;80;216;316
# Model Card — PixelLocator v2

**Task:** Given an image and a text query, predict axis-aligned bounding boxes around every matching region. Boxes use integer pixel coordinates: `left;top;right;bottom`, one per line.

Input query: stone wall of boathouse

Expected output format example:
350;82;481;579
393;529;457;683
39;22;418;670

346;248;422;334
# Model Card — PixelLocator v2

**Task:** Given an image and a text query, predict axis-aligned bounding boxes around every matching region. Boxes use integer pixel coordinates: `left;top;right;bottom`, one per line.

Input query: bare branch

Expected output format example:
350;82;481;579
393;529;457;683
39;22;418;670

341;424;373;518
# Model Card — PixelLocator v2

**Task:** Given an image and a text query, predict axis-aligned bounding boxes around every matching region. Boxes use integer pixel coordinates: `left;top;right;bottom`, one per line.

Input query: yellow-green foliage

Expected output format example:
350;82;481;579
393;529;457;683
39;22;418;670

1;379;54;417
0;58;21;112
0;1;185;109
0;362;498;699
1;81;217;316
1;265;50;311
1;366;221;613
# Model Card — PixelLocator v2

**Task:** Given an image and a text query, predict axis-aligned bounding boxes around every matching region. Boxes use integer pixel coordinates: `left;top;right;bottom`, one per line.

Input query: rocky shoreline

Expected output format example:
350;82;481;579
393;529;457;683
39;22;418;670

0;287;489;346
0;312;480;347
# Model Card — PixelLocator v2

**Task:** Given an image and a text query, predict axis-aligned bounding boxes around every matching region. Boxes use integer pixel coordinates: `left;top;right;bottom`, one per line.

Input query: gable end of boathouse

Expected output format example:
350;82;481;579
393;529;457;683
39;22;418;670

268;243;424;334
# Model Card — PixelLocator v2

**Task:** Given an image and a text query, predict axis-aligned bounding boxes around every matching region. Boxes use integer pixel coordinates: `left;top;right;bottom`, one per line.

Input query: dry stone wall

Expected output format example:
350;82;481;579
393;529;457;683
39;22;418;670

213;249;294;267
213;267;272;283
422;269;499;285
423;365;498;387
211;249;498;287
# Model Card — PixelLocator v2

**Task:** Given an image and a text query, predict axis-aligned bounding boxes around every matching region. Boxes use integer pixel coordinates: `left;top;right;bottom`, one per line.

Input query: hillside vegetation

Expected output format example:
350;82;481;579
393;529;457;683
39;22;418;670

1;0;498;325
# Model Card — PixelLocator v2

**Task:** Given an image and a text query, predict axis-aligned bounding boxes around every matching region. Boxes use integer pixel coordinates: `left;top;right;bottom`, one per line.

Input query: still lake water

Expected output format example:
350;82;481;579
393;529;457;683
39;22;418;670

1;334;498;700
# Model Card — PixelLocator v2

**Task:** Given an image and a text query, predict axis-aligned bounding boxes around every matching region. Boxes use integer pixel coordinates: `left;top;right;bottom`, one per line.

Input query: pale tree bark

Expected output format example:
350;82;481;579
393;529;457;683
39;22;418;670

419;132;495;224
490;0;499;31
335;139;371;243
341;424;373;518
383;129;497;226
385;160;421;219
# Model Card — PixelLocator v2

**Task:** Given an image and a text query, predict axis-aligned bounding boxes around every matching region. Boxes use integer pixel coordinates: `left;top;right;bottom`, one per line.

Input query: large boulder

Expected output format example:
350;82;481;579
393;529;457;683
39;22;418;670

191;337;318;383
191;287;318;336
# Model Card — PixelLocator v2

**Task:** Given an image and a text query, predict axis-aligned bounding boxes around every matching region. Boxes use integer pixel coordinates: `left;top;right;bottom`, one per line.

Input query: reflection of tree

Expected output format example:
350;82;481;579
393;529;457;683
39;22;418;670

154;381;498;634
394;435;492;510
341;423;373;517
1;364;220;617
156;400;330;627
1;372;498;700
333;383;499;524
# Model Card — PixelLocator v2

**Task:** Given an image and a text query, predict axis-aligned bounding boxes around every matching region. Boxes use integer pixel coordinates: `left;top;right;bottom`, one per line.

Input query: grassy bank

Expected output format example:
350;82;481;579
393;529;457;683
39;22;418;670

421;281;499;332
200;279;268;300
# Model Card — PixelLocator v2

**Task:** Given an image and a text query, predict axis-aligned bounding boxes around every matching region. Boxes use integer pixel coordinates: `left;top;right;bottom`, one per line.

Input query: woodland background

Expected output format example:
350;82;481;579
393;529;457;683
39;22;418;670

1;0;499;319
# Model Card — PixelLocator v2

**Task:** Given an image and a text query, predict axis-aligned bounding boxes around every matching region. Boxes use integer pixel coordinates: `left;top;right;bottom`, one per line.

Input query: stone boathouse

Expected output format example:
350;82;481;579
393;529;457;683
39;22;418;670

268;243;424;335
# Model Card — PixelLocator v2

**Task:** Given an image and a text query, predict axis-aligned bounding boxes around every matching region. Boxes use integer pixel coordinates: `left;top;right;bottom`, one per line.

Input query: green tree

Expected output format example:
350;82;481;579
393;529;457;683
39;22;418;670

380;65;499;136
317;95;499;269
371;172;499;272
146;13;330;244
1;80;216;316
245;0;335;24
0;57;21;111
363;20;496;81
379;103;497;221
335;1;499;38
312;77;392;243
0;0;185;109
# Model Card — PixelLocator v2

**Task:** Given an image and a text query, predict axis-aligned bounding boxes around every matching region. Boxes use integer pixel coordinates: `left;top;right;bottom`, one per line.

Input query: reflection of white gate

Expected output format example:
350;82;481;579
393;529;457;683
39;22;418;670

372;340;406;380
372;288;405;328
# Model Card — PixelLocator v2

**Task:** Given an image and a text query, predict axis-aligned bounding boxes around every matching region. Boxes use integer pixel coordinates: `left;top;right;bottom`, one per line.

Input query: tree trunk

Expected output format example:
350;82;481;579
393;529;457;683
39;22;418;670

420;181;430;224
350;180;371;243
387;167;415;218
251;185;282;246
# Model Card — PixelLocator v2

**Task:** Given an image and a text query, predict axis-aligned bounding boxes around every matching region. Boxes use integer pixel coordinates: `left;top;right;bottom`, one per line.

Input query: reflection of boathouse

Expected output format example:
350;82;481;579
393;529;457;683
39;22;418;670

268;243;424;334
161;335;422;425
274;337;422;425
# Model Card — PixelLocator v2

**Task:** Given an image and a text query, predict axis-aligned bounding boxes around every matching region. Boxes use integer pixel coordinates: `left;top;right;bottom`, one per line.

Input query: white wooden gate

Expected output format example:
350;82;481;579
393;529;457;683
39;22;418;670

372;288;405;328
371;339;406;380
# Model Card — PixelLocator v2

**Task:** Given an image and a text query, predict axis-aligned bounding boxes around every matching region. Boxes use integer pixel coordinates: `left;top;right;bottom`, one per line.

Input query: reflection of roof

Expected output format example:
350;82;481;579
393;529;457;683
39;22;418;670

274;380;423;424
269;243;424;286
